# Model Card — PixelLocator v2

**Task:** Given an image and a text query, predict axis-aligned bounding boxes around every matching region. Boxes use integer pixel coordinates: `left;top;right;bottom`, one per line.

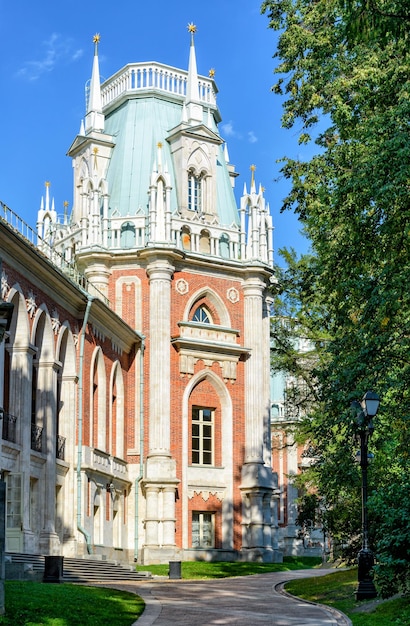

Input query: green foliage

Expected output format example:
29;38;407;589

263;0;410;593
285;568;410;625
370;480;410;597
0;582;144;625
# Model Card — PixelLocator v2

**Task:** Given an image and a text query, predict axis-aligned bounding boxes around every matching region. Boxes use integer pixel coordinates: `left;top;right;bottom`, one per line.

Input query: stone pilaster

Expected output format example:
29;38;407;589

142;254;179;563
240;271;277;561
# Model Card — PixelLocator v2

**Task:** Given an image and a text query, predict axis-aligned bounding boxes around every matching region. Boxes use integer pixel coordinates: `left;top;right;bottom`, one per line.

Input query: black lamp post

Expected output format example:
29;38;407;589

0;298;13;615
352;390;380;600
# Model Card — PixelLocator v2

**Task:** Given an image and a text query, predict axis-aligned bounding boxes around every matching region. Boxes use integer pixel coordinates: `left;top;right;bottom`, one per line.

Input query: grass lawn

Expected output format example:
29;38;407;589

0;581;145;626
0;557;320;625
7;558;397;625
135;555;322;579
284;568;410;626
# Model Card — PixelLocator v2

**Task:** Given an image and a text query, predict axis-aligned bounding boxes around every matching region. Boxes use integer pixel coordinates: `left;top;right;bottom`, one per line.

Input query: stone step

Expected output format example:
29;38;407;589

5;552;151;582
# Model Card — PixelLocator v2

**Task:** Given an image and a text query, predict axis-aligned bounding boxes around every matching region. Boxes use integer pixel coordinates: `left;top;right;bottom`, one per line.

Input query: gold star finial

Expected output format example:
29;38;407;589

250;165;256;187
45;181;51;188
157;142;163;149
93;33;100;55
209;68;215;78
187;23;197;34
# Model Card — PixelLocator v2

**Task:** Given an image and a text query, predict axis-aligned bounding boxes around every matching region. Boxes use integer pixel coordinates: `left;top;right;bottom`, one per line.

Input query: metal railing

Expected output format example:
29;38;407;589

31;424;43;452
56;435;66;460
0;200;110;307
1;410;17;443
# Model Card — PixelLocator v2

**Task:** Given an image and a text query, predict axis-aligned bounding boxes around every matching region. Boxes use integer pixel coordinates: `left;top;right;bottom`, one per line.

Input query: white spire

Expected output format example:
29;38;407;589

186;23;199;103
185;24;202;124
250;165;257;193
85;34;105;133
45;180;51;213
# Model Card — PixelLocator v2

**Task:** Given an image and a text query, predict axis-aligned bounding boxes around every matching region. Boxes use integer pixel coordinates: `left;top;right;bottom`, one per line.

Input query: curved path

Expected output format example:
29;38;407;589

99;568;352;626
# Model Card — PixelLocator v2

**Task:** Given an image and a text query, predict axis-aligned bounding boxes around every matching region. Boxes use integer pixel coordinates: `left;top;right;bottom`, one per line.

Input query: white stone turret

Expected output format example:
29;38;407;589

240;166;274;265
37;181;57;245
148;142;173;243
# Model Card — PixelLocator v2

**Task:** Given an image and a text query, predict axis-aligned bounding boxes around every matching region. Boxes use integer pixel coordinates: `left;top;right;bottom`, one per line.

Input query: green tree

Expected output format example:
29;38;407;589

263;0;410;595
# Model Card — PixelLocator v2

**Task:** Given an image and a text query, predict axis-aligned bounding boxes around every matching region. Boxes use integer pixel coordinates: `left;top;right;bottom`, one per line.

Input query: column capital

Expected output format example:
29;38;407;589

146;258;175;283
242;275;267;298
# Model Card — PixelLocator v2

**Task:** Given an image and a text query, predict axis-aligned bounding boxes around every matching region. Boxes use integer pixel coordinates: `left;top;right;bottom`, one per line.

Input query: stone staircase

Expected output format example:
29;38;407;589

5;552;152;583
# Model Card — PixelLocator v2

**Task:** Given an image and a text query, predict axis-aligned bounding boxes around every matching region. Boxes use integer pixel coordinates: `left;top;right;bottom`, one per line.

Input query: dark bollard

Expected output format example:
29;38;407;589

169;561;181;579
43;556;64;583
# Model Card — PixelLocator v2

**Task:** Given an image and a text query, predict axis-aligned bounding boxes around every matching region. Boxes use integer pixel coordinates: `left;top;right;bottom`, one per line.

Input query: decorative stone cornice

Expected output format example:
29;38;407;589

171;321;249;381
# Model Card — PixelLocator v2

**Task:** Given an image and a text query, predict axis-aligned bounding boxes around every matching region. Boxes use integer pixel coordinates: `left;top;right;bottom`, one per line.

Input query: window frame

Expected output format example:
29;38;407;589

191;511;215;548
188;171;202;212
191;406;215;466
192;305;212;324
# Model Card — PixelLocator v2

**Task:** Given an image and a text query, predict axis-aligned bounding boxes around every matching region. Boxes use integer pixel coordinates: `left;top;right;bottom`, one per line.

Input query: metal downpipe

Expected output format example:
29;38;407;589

77;295;93;553
134;335;145;561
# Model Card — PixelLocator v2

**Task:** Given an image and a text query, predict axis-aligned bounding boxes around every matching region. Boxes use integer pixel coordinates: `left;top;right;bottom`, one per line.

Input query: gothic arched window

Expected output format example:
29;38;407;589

192;306;212;324
188;171;202;212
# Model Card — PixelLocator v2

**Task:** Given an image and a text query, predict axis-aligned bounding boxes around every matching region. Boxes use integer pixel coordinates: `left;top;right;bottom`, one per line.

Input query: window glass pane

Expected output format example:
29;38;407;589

202;516;213;547
192;514;200;547
6;474;22;529
203;451;212;465
192;512;214;548
192;307;210;324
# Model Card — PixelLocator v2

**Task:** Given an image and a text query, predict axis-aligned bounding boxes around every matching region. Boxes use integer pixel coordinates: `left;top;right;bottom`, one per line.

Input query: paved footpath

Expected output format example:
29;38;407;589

98;568;352;626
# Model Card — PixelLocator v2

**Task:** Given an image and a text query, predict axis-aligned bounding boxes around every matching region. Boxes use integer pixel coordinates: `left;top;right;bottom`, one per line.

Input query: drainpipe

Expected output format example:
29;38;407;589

77;295;93;554
134;335;145;561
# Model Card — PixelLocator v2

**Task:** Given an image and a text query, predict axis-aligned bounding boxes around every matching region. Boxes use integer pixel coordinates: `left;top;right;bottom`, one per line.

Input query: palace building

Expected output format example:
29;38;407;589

0;27;283;564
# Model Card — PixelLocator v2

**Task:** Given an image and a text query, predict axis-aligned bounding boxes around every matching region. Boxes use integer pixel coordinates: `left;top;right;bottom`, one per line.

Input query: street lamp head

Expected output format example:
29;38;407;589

361;391;380;418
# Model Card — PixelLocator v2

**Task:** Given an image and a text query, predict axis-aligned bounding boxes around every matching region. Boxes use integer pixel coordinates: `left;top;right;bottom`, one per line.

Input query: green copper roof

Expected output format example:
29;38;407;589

104;94;239;226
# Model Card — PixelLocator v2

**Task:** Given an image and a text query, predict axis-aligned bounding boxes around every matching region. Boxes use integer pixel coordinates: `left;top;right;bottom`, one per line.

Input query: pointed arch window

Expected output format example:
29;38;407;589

192;306;212;324
188;171;202;212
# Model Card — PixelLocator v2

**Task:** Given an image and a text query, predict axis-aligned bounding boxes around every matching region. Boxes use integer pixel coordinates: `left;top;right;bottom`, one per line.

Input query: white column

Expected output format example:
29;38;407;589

8;346;34;550
162;486;176;547
145;486;159;546
243;276;265;464
142;254;179;561
59;375;78;554
146;258;173;455
263;296;273;467
240;272;275;560
37;360;60;554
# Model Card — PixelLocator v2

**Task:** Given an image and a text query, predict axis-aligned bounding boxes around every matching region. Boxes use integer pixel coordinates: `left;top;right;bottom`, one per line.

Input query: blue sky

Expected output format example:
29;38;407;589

0;0;311;257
